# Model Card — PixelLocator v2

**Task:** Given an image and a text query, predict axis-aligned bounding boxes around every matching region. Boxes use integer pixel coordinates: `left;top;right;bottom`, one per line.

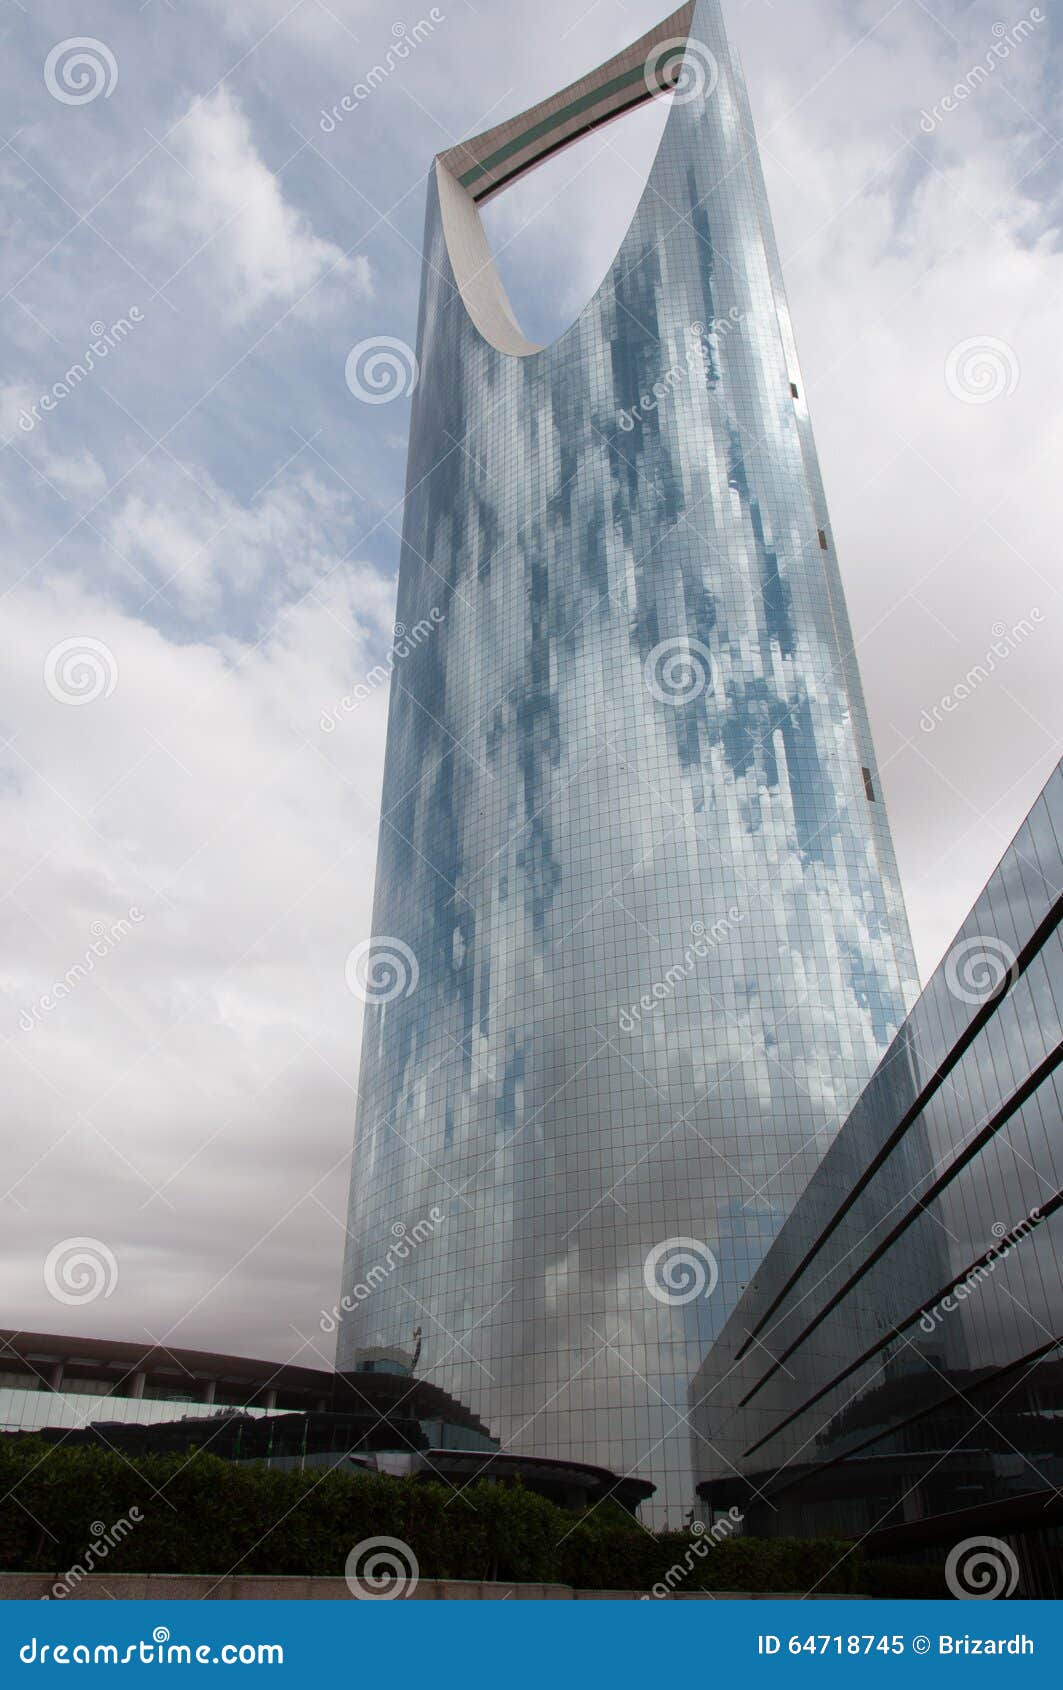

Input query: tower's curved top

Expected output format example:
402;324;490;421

435;3;694;356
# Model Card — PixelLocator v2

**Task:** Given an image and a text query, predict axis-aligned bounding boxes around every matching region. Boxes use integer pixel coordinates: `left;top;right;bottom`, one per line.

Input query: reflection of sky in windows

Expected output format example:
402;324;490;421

338;0;917;1521
0;1388;282;1435
691;763;1063;1540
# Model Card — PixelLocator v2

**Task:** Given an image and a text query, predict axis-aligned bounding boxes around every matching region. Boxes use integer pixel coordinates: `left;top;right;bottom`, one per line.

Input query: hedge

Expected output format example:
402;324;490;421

0;1440;939;1594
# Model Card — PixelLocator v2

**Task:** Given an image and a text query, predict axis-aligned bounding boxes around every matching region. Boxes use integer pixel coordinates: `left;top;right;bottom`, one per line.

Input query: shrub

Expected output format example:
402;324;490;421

862;1559;949;1599
559;1511;859;1594
0;1440;869;1592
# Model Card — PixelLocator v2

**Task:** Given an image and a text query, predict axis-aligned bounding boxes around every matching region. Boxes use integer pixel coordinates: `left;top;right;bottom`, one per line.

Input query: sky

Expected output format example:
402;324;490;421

0;0;1060;1367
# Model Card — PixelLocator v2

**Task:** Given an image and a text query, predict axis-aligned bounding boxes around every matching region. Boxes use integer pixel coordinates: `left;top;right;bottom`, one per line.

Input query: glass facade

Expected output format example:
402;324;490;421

0;1384;283;1439
691;762;1063;1592
0;1336;496;1464
338;0;918;1520
0;1332;337;1451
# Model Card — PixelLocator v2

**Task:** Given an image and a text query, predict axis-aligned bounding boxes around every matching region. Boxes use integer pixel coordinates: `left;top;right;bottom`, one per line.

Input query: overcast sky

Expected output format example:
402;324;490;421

1;0;1059;1367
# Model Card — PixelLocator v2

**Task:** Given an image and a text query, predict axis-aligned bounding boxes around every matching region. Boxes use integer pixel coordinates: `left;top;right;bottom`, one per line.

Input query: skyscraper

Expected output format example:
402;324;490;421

337;0;918;1518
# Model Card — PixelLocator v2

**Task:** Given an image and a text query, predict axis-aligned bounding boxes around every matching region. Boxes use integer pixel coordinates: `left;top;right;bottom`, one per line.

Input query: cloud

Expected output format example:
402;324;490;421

104;457;359;623
0;566;393;1356
1;383;109;504
141;87;371;320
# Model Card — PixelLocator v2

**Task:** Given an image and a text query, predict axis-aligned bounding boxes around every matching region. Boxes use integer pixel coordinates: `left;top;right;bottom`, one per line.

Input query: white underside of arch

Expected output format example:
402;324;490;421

436;3;695;358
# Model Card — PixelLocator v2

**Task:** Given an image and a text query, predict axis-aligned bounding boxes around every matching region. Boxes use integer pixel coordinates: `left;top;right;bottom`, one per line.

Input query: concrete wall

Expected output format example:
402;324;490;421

0;1574;860;1601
